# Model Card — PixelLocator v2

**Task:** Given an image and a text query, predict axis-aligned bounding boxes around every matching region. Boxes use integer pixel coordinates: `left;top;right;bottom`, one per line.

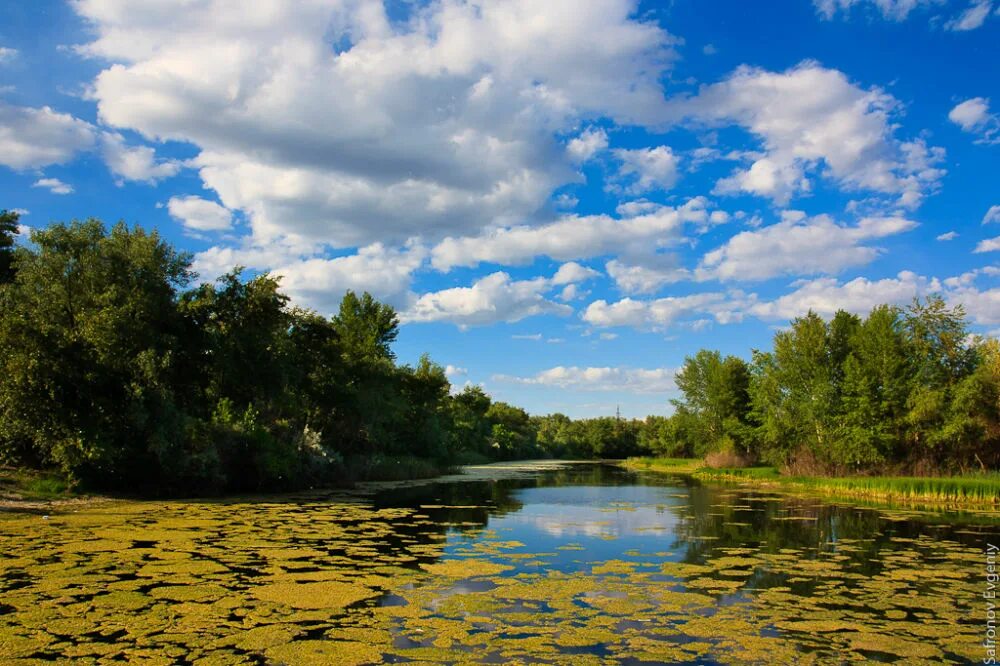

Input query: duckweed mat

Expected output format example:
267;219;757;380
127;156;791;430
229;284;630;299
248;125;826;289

0;462;995;664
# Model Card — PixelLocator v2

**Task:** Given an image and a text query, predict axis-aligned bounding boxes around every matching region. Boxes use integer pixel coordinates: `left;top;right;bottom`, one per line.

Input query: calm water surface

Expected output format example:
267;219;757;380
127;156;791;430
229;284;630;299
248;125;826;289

0;462;996;664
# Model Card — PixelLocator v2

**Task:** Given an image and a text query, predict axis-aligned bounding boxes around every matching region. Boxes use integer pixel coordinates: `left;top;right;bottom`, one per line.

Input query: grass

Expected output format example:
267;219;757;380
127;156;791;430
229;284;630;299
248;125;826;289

621;457;706;475
0;467;71;502
623;457;1000;506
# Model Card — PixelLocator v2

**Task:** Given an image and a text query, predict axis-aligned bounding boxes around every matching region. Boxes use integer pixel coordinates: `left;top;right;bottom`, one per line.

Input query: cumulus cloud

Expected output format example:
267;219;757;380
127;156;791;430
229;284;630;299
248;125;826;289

273;243;427;314
582;291;750;330
430;198;710;270
696;213;917;282
749;267;1000;327
566;127;608;162
0;47;17;63
663;62;945;207
936;231;958;241
101;133;182;184
606;258;688;294
494;366;677;393
949;97;999;144
0;102;96;170
984;205;1000;225
748;271;937;319
584;267;1000;332
74;0;677;249
32;177;74;195
402;270;572;328
612;145;679;193
167;196;233;232
552;261;601;285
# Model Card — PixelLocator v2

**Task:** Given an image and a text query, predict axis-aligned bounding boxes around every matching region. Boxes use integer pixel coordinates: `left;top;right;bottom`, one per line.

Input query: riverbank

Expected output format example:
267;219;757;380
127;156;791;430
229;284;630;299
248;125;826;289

622;457;1000;507
0;454;456;513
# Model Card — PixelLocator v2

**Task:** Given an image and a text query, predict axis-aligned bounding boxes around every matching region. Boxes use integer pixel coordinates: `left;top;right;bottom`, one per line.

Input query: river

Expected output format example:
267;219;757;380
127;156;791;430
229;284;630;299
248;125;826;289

0;461;994;664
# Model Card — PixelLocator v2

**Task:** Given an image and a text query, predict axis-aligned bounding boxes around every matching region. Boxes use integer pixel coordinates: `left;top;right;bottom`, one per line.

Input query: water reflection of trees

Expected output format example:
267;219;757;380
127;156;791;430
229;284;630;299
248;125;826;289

667;479;964;592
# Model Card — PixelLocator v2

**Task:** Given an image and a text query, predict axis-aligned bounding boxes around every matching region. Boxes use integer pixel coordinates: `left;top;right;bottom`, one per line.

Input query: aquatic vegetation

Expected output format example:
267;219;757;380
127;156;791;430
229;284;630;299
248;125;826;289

693;465;1000;506
0;463;993;664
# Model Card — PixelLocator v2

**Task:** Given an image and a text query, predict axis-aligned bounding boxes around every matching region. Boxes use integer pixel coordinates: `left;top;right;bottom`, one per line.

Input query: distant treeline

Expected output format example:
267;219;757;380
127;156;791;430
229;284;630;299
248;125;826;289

0;213;650;494
1;212;995;493
644;299;1000;474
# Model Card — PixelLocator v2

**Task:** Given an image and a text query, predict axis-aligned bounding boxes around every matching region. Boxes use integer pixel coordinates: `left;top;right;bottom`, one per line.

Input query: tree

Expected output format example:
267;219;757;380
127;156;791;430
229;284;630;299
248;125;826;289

449;385;494;457
0;220;192;487
0;209;19;284
750;312;839;467
837;305;910;467
673;350;752;456
902;296;977;463
333;290;399;361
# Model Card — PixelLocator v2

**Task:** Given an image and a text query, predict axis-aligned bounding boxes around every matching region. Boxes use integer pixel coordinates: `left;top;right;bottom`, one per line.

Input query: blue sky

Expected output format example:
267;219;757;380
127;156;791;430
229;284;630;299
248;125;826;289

1;0;998;418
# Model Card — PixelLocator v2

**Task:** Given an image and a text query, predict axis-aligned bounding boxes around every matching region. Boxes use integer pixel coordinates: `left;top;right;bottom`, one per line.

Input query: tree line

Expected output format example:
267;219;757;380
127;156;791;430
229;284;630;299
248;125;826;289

0;213;654;494
2;212;994;493
646;301;1000;474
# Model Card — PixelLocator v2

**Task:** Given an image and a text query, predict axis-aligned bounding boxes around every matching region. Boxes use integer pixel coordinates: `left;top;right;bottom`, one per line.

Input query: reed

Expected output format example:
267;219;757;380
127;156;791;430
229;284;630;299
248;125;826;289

625;457;1000;506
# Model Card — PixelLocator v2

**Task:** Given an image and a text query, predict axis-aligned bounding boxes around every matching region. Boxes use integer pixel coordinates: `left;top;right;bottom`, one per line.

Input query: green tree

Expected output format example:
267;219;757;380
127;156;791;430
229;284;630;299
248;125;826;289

0;220;192;487
673;350;752;456
0;209;19;284
333;290;399;361
837;305;910;467
750;312;839;467
902;296;977;463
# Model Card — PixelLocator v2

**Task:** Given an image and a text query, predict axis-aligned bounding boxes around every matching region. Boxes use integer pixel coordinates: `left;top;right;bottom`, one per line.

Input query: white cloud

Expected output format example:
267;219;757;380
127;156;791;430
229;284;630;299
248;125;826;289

0;47;17;63
74;0;677;250
167;196;233;232
273;242;426;314
749;271;937;319
702;44;717;55
0;102;96;170
664;62;945;207
584;266;1000;332
552;261;601;285
599;332;619;340
750;267;1000;327
975;237;1000;253
949;97;1000;144
430;198;710;270
445;365;468;378
606;258;688;294
101;133;182;184
566;127;608;162
936;231;958;241
944;268;1000;325
402;270;572;328
945;0;994;30
512;333;543;341
558;284;585;301
612;145;679;193
696;213;917;282
582;291;750;331
984;205;1000;225
812;0;940;20
495;366;677;393
32;177;74;195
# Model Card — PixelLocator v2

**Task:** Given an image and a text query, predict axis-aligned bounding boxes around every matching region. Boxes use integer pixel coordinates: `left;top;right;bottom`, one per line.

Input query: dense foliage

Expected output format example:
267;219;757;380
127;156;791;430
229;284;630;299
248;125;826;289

2;214;993;492
0;215;653;493
644;301;1000;474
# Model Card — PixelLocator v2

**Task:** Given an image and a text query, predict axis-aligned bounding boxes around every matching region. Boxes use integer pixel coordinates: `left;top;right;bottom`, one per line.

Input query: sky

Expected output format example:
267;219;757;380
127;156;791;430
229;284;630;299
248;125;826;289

0;0;998;419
